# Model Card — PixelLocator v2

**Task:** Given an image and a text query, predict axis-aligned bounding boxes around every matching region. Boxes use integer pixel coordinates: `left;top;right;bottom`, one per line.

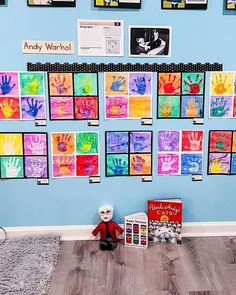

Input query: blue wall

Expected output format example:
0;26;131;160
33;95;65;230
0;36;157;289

0;0;235;227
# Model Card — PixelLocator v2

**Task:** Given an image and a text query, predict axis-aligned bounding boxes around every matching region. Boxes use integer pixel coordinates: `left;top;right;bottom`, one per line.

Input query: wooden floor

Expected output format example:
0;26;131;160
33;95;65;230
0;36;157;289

47;237;236;295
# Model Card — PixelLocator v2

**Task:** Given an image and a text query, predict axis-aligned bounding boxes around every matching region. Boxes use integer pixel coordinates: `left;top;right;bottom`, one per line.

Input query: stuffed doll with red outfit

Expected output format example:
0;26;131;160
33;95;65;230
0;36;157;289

92;204;123;251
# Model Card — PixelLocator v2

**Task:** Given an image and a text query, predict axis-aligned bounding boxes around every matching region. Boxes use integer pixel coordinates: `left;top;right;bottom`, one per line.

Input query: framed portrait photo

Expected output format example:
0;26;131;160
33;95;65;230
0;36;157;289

27;0;76;7
226;0;236;9
129;26;172;57
94;0;141;9
161;0;208;9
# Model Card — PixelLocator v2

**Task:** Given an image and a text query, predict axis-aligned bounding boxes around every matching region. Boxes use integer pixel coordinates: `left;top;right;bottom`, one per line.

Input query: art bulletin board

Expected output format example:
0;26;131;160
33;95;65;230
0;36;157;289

0;72;46;121
0;132;49;179
48;72;99;121
157;130;204;175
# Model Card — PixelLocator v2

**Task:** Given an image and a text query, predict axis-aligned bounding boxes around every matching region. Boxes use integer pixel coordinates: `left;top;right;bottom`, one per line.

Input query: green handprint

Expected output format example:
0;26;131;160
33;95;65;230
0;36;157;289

215;133;230;151
20;73;44;95
76;132;98;154
210;97;230;117
74;73;97;96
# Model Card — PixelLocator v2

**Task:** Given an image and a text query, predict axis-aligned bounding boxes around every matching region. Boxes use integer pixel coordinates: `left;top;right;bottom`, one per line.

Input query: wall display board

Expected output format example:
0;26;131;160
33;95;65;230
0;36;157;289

27;0;76;7
105;131;152;177
161;0;208;9
210;72;236;119
104;72;152;119
0;132;48;179
208;130;236;175
48;72;99;121
0;72;46;121
157;130;204;175
51;132;99;178
157;72;205;119
129;26;171;57
94;0;141;8
226;0;236;9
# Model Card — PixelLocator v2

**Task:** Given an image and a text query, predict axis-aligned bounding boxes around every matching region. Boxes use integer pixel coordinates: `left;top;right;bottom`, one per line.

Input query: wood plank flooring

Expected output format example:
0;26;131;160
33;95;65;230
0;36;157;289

47;237;236;295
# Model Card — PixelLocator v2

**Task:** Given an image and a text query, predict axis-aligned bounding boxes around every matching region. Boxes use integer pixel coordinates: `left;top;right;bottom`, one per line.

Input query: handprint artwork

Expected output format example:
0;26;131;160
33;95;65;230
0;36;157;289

24;134;47;155
209;153;231;174
181;96;203;118
182;73;204;95
25;156;47;178
209;131;232;152
211;73;234;95
210;96;232;118
106;132;129;153
129;96;151;118
233;132;236;152
53;155;76;177
76;132;98;154
52;133;75;155
49;73;73;96
158;154;179;175
0;134;23;155
130;132;152;153
105;73;128;95
0;73;18;95
76;155;98;176
130;154;151;175
231;154;236;174
181;154;202;175
20;73;44;96
75;97;98;119
158;73;181;95
107;154;129;176
21;97;45;119
129;73;151;96
0;97;20;119
234;97;236;117
158;130;180;152
182;131;203;152
50;97;74;119
74;73;97;96
158;96;180;118
106;96;128;118
1;156;24;178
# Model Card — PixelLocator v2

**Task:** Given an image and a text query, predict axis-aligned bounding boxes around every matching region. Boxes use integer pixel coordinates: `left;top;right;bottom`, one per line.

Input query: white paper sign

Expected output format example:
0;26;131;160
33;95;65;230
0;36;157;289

22;40;74;54
77;19;124;56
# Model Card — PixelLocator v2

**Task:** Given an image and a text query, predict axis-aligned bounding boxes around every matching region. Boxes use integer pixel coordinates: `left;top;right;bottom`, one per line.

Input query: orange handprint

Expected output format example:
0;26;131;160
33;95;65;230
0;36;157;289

0;99;19;118
185;98;198;117
211;73;233;95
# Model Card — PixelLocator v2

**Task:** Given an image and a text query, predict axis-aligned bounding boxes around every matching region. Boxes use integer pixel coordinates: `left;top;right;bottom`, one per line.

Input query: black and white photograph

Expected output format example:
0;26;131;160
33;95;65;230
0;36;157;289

129;26;172;57
27;0;76;7
0;0;5;5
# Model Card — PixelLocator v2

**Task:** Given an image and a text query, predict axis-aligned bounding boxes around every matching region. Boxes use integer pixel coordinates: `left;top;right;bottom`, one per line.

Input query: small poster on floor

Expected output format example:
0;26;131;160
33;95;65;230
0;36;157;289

161;0;208;9
27;0;76;7
94;0;141;8
125;212;148;249
78;19;124;56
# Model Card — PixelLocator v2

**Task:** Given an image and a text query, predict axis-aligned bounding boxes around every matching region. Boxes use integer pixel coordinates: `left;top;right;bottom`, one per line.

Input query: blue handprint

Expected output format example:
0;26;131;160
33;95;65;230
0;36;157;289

110;76;126;92
131;76;148;95
0;75;16;95
108;132;128;153
22;98;43;118
130;132;150;152
210;97;229;117
111;158;128;175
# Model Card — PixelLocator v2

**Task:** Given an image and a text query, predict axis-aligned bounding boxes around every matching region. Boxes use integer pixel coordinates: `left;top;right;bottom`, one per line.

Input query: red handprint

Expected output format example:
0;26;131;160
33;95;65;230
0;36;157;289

159;73;181;95
183;74;203;95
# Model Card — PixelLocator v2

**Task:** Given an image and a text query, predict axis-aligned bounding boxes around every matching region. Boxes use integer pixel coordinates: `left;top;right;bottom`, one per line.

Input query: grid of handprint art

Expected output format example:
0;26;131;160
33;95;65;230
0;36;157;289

0;132;48;179
210;72;236;118
0;72;46;120
48;72;99;120
208;130;236;175
106;131;152;176
157;130;204;175
104;72;152;119
157;72;205;119
226;0;236;10
51;132;99;178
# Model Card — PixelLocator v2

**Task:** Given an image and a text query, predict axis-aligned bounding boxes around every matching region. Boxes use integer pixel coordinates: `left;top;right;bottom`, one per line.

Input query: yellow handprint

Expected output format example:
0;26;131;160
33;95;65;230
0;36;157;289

23;77;41;95
1;134;22;155
185;98;198;117
56;156;74;176
55;99;69;117
77;133;96;153
211;73;233;95
135;99;145;117
0;99;19;118
210;158;224;174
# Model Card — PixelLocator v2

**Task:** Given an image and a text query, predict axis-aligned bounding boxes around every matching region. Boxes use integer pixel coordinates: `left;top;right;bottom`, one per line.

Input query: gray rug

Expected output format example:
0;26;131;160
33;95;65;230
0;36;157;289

0;234;60;295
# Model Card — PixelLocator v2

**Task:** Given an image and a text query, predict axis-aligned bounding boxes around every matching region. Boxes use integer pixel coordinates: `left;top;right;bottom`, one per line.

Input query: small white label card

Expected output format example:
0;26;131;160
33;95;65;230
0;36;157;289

22;40;75;55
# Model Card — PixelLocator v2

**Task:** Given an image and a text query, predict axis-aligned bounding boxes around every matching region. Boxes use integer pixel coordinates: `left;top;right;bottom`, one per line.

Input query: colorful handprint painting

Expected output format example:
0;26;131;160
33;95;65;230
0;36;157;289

182;73;204;95
76;155;99;176
0;72;19;96
49;73;73;96
21;96;46;119
158;96;180;118
158;130;180;152
233;132;236;152
208;153;231;174
24;133;47;155
181;96;203;118
181;154;202;175
52;155;76;177
209;131;232;153
24;156;48;178
75;96;98;119
76;132;99;154
130;154;151;175
0;156;24;179
234;97;236;117
74;73;98;96
20;72;45;96
0;133;23;155
231;154;236;174
106;132;129;154
158;73;181;95
129;73;151;96
0;97;20;119
211;72;234;96
105;73;128;96
106;154;129;176
157;154;179;175
210;96;233;118
182;131;203;152
129;96;151;118
130;132;152;153
106;96;128;119
50;97;74;119
52;133;75;155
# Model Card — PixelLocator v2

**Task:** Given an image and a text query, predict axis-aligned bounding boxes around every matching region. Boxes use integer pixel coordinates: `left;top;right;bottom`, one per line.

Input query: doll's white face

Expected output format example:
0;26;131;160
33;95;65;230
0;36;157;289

99;205;113;222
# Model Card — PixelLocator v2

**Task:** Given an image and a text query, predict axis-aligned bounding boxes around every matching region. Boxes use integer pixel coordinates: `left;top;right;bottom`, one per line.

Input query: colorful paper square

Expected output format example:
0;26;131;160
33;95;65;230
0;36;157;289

181;96;203;118
0;72;19;96
105;73;128;96
50;96;74;120
49;73;73;96
1;156;24;178
208;153;231;174
52;133;75;155
52;155;76;177
158;96;180;118
106;132;129;154
75;96;98;119
0;133;23;155
157;154;179;175
106;154;129;176
24;133;47;155
210;96;233;118
24;156;48;178
129;73;151;96
181;153;202;175
211;72;234;95
182;73;204;95
74;73;98;96
158;73;181;95
129;96;151;118
130;132;152;153
130;154;151;175
76;155;99;176
209;131;232;153
20;72;44;96
182;131;203;152
0;97;20;119
76;132;98;154
158;130;180;152
21;96;45;119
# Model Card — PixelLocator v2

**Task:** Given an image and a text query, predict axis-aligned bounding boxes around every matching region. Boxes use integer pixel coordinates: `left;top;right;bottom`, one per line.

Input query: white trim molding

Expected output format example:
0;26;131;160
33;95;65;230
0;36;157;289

4;222;236;241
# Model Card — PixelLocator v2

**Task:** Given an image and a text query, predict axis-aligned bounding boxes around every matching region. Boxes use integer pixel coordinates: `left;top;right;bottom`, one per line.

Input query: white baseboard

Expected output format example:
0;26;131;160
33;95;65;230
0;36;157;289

3;222;236;241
